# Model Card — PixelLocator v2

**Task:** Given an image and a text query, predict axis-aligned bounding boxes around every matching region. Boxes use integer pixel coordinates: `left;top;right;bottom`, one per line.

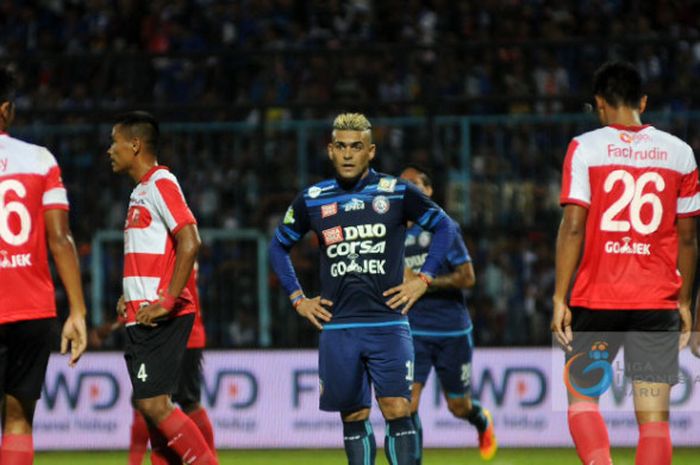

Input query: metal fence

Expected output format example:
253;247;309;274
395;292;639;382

15;111;700;347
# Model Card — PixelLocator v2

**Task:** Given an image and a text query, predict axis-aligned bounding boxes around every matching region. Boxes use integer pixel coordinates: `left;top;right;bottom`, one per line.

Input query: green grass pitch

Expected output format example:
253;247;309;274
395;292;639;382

35;448;700;464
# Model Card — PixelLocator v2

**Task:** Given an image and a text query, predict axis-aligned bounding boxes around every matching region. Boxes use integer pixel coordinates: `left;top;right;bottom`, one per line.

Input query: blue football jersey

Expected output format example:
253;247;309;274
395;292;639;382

404;221;473;333
272;169;452;326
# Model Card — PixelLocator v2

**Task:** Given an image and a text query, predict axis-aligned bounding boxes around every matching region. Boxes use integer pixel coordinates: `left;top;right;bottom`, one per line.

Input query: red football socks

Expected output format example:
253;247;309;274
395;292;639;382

148;423;181;465
567;402;612;465
188;407;216;453
636;421;671;465
0;434;34;465
129;410;149;465
158;408;218;464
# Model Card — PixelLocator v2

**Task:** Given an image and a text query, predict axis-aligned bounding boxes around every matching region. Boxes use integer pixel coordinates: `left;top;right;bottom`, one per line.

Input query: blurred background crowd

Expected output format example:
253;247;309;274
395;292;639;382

2;0;700;348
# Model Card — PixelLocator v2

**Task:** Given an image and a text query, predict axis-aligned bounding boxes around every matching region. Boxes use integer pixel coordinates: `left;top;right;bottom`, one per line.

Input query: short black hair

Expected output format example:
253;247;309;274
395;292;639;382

114;111;160;153
593;61;644;108
401;163;433;189
0;67;17;103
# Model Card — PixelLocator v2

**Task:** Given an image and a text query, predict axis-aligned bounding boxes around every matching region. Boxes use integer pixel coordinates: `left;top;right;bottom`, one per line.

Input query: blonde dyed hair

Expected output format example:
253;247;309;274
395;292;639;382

332;113;372;132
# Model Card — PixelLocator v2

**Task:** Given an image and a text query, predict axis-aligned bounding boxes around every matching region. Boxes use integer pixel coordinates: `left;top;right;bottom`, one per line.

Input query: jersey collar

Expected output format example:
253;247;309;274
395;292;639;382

140;165;169;183
608;124;651;132
336;168;377;192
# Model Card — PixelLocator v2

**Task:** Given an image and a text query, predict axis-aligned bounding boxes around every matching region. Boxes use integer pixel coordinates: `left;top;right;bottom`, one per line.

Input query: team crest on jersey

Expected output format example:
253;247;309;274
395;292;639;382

372;195;390;214
321;202;338;218
283;207;295;224
418;231;432;247
125;206;152;229
343;198;365;212
322;226;344;245
377;177;397;193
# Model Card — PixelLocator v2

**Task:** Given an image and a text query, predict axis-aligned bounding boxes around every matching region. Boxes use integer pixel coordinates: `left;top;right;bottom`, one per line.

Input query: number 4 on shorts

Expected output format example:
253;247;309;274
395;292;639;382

137;363;148;382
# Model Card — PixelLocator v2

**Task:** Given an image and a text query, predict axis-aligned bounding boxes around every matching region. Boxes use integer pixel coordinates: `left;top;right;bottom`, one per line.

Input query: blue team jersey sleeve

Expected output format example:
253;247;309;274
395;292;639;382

269;193;311;297
401;181;454;277
446;223;471;267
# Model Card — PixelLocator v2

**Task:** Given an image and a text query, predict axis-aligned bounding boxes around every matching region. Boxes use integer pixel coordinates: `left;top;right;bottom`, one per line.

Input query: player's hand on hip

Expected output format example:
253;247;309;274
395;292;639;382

384;275;429;315
551;298;573;352
136;303;169;327
61;312;88;367
678;303;692;350
116;295;127;318
295;296;333;330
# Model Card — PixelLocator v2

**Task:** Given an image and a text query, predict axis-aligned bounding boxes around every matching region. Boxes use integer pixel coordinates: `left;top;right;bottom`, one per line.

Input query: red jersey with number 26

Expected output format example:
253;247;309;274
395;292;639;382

0;133;69;324
560;124;700;310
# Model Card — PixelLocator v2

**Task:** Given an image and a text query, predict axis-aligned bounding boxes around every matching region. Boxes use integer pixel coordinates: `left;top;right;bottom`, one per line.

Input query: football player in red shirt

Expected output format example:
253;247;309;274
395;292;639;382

553;61;699;465
0;67;87;465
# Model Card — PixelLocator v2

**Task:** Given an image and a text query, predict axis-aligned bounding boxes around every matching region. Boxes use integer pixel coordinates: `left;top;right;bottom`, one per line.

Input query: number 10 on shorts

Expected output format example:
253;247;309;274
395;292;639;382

137;363;148;382
405;360;414;382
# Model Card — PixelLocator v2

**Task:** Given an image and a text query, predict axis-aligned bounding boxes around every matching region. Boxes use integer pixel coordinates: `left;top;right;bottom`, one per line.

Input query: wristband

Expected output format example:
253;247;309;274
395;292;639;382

417;273;432;287
160;293;177;311
291;294;305;308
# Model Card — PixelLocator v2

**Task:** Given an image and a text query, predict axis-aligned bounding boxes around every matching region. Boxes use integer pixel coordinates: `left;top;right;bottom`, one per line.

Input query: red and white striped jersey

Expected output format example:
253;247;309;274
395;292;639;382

123;165;197;324
560;124;700;310
187;265;206;349
0;133;69;323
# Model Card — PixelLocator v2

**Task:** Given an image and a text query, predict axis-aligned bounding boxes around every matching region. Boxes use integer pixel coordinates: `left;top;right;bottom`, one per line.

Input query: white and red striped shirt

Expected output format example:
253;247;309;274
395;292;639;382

0;133;69;323
560;124;700;310
123;165;197;324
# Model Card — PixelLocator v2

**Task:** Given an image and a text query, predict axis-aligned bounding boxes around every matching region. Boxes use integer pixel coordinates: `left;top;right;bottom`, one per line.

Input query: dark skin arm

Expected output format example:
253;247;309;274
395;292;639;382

676;217;699;354
405;262;475;291
551;205;587;352
136;224;201;325
45;209;88;367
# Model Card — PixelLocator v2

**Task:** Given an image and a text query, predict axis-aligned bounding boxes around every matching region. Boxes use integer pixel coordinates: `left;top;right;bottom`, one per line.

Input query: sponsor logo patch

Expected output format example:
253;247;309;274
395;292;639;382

343;198;365;212
322;226;344;245
378;177;397;193
283;207;295;224
321;203;338;218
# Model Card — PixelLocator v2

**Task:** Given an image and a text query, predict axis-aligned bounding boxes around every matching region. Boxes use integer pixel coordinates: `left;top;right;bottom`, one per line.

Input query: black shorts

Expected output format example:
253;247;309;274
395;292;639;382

567;308;680;386
0;318;55;400
125;314;194;400
172;348;203;407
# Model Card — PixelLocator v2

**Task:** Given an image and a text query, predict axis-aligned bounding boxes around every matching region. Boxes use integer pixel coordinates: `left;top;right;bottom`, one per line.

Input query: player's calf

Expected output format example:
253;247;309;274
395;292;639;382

384;416;417;465
343;420;377;465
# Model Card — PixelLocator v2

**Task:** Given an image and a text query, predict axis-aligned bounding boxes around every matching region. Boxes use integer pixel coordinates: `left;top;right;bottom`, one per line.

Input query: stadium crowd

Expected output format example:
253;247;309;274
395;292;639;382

2;0;700;347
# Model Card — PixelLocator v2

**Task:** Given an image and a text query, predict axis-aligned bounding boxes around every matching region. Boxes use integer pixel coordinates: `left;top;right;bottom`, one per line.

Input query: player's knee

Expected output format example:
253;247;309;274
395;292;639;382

378;397;411;420
2;395;34;434
134;396;174;424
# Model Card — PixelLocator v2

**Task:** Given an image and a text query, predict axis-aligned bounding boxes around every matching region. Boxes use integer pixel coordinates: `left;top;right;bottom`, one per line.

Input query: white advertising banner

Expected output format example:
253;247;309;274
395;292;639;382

34;349;700;449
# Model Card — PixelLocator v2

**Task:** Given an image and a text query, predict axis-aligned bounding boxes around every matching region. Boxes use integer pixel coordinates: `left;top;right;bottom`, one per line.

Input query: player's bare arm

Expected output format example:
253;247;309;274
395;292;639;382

291;290;333;331
677;217;697;350
45;208;88;367
136;224;201;326
384;274;430;315
428;262;475;290
551;204;587;352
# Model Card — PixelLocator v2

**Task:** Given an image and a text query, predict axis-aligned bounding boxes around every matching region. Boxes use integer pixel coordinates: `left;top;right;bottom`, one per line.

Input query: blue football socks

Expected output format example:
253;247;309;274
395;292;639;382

343;420;376;465
411;412;423;465
384;416;417;465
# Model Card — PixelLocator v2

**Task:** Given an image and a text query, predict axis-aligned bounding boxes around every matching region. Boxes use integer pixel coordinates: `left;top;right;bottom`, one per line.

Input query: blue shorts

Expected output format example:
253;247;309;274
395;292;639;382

413;330;473;397
319;323;414;412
